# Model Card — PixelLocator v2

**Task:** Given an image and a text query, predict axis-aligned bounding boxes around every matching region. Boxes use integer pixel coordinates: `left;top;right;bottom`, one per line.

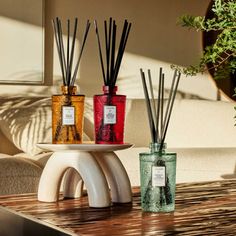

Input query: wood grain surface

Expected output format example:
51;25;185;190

0;180;236;235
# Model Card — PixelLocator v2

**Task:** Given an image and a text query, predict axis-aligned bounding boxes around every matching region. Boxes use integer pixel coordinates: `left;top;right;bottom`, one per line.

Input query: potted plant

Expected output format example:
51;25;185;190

173;0;236;98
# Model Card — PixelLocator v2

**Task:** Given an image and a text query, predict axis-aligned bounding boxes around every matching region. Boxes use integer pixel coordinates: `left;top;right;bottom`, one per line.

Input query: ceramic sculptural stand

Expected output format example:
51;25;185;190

37;143;133;208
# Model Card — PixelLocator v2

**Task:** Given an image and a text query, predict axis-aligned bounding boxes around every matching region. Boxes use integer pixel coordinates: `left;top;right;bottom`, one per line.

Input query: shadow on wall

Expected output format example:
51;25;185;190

0;0;42;25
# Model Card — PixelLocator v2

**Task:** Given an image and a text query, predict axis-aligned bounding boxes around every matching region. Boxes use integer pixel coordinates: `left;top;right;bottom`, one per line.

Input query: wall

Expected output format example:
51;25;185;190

0;0;219;100
0;0;44;84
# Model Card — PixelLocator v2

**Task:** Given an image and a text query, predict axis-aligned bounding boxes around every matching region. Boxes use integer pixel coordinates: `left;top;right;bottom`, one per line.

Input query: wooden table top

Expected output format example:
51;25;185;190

0;179;236;235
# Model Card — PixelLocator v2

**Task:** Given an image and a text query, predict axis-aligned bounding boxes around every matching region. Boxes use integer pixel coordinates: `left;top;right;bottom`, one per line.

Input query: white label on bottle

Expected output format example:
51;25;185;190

152;166;166;187
62;106;75;125
104;106;116;124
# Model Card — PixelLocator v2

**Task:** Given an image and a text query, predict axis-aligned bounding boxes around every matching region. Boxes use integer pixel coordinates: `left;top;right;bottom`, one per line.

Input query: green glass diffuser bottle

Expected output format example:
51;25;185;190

140;143;176;212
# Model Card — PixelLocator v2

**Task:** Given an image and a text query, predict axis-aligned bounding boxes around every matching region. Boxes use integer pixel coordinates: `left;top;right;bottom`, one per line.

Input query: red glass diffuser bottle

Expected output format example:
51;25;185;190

93;18;132;144
94;86;126;144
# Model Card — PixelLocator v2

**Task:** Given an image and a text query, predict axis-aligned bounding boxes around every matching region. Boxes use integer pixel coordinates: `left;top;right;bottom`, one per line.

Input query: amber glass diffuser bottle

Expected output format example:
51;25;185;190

52;86;84;144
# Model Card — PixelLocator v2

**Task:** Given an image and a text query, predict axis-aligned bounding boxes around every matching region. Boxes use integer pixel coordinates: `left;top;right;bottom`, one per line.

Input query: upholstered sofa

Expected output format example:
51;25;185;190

0;96;236;195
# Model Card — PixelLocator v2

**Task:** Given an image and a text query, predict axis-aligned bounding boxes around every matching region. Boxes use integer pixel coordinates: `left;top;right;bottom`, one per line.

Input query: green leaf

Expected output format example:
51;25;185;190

176;0;236;81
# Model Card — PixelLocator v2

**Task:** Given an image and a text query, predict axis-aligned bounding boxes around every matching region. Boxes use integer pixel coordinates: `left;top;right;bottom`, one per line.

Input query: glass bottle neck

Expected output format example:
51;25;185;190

103;85;117;95
61;86;77;95
149;142;166;153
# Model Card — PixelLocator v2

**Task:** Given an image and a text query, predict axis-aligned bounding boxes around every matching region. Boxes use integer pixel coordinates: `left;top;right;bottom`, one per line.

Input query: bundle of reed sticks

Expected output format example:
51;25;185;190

52;17;90;88
94;18;132;88
140;68;181;149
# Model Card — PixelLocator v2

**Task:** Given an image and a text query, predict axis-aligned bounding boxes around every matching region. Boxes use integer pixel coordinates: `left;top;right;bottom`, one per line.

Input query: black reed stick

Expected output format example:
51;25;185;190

140;69;156;143
156;67;162;143
68;18;78;86
52;19;66;85
104;20;109;84
71;20;90;86
160;73;164;141
110;20;117;86
162;69;177;141
66;19;70;84
107;18;112;83
148;69;157;123
94;20;106;85
160;70;181;150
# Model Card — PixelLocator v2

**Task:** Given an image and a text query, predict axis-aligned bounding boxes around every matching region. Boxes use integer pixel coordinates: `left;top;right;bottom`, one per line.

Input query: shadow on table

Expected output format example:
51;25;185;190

221;165;236;179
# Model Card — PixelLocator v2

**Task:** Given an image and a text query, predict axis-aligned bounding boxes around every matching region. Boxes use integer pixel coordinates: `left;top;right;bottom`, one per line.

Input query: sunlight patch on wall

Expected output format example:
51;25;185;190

0;16;43;83
116;52;219;100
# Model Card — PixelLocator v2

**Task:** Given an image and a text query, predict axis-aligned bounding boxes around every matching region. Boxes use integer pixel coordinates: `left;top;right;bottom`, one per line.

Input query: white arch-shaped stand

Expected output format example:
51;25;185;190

37;143;133;208
38;151;110;208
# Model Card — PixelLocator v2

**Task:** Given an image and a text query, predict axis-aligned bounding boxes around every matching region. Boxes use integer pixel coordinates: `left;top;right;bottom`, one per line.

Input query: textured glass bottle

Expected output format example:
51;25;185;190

139;143;176;212
52;86;85;144
93;86;126;144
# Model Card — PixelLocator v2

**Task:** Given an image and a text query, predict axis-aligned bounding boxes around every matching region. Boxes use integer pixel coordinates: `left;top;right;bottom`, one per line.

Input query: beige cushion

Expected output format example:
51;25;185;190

0;97;52;156
125;99;236;147
14;152;53;167
167;99;236;148
0;154;43;195
0;129;20;155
